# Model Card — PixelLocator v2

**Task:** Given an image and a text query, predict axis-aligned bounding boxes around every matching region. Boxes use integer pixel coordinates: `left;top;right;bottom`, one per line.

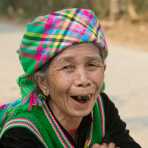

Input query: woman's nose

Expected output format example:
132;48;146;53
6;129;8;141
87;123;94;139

74;69;91;87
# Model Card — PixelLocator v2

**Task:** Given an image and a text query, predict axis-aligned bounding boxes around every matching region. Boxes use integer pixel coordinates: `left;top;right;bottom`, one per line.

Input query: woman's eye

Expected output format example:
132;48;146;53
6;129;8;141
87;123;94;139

88;63;100;67
62;65;74;71
88;64;97;67
87;63;104;70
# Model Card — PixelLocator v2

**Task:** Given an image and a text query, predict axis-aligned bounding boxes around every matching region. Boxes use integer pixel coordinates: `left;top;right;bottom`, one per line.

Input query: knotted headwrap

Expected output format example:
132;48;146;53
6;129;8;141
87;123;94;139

17;8;108;102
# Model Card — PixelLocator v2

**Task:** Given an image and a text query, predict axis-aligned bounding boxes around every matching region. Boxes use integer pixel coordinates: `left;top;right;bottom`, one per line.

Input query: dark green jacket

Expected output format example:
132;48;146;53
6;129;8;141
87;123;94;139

0;93;141;148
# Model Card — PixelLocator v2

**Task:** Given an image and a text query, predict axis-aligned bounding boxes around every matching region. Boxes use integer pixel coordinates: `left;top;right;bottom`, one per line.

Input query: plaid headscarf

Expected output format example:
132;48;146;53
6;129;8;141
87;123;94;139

17;8;108;102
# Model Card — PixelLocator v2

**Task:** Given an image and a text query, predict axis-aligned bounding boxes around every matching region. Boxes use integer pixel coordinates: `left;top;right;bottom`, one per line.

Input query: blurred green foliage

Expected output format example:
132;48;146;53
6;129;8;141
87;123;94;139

0;0;147;19
134;0;148;13
0;0;107;18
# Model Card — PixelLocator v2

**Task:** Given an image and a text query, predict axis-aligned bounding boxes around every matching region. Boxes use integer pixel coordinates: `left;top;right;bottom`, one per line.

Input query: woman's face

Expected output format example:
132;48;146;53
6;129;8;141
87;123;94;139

44;43;105;120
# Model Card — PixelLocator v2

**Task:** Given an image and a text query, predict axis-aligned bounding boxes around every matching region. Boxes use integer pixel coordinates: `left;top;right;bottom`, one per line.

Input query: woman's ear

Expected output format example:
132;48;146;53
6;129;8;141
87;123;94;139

104;64;106;71
36;75;49;96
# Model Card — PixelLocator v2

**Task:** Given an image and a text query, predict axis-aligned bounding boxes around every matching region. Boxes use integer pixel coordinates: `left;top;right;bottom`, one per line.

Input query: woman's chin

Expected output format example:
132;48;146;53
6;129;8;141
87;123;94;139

66;97;95;117
69;109;91;118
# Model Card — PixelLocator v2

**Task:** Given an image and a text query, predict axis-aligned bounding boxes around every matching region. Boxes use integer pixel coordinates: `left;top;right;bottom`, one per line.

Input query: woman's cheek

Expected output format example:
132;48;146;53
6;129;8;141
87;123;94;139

91;71;104;84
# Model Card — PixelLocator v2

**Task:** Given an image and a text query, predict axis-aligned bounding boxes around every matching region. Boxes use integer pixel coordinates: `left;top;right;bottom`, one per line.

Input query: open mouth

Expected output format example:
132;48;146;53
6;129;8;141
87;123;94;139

71;94;91;103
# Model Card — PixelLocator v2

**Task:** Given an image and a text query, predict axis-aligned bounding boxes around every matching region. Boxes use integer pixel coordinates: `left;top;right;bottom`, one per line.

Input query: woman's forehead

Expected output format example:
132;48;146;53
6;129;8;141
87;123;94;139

52;43;102;63
65;43;97;49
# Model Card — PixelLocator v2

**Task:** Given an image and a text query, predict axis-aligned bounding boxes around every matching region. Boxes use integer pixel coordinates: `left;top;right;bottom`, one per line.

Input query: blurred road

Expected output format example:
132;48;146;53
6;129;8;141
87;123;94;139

0;22;147;147
105;43;148;147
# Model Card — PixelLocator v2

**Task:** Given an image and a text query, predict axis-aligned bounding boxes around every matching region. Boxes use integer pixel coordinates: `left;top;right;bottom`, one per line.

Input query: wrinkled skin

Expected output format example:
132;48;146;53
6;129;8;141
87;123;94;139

38;43;105;131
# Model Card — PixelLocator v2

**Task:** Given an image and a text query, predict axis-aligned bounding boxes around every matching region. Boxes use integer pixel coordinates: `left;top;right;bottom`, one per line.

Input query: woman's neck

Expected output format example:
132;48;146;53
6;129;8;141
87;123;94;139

48;101;82;134
58;115;82;132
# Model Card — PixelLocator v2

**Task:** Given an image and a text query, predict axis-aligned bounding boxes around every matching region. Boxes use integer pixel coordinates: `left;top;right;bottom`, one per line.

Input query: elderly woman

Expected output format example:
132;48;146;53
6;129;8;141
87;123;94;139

0;8;141;148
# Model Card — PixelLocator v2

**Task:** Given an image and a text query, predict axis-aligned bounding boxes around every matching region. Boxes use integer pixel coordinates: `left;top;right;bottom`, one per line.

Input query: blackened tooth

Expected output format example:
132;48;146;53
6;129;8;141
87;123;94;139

81;96;89;100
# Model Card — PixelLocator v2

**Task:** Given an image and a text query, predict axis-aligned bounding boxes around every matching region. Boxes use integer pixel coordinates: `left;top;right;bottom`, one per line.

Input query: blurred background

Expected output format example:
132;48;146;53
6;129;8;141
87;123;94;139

0;0;148;147
0;0;148;20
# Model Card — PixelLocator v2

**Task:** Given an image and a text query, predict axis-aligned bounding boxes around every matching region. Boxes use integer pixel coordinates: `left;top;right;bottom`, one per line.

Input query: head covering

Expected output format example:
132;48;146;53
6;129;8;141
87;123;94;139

17;8;108;102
